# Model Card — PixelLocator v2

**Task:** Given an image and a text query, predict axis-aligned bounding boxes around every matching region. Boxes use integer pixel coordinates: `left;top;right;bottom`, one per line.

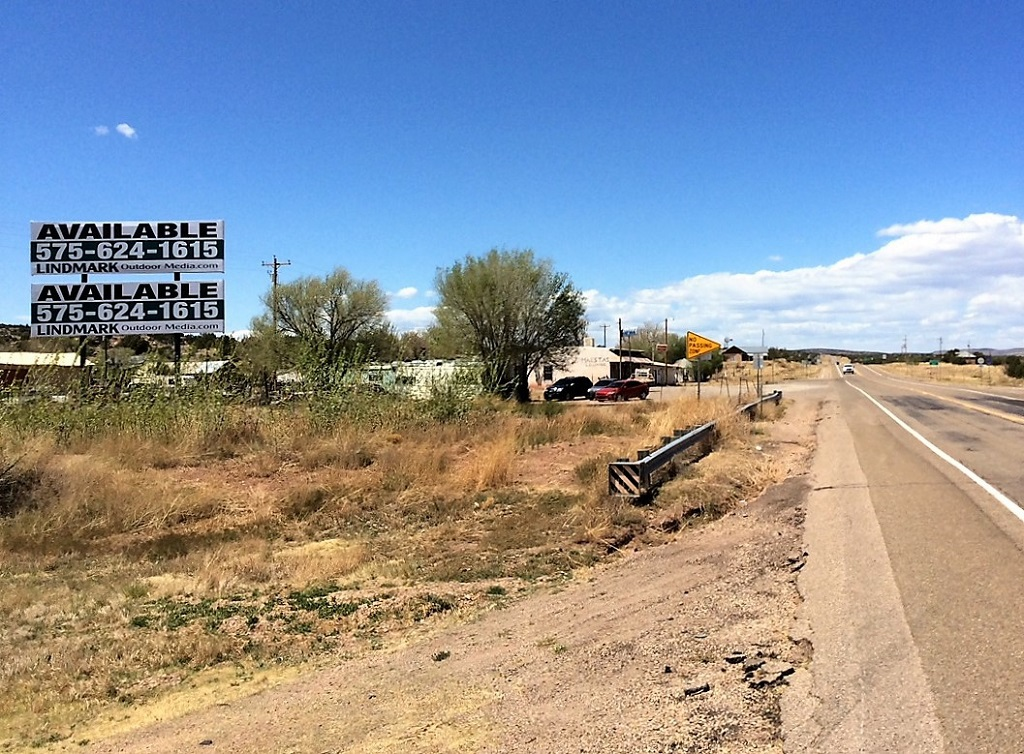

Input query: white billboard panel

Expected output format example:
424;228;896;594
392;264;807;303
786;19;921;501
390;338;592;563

30;280;224;337
30;220;225;275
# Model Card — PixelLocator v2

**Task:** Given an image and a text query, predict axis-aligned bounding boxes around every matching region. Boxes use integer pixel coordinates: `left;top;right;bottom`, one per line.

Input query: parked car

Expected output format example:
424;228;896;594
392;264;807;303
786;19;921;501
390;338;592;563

586;378;615;399
593;378;650;402
543;375;593;401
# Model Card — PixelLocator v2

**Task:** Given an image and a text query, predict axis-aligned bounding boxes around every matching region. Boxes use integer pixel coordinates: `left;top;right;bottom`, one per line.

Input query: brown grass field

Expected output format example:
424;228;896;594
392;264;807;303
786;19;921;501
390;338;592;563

873;359;1021;387
0;370;808;750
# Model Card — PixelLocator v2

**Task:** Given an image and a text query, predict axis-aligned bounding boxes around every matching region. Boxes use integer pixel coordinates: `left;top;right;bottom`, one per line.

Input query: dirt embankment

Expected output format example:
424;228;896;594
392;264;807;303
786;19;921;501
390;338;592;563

71;390;821;754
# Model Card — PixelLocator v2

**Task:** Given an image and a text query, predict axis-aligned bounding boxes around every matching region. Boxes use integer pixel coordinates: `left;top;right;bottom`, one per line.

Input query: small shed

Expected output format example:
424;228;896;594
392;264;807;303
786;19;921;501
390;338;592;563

722;345;752;363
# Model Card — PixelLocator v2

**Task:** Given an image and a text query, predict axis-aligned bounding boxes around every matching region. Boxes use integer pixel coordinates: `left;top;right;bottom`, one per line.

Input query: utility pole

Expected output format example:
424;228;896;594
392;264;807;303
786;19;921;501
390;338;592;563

664;318;669;396
601;323;609;348
262;256;291;390
617;318;622;379
262;256;291;333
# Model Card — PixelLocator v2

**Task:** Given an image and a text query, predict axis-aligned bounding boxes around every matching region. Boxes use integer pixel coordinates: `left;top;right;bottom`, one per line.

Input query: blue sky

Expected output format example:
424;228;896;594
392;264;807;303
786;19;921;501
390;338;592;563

2;1;1022;352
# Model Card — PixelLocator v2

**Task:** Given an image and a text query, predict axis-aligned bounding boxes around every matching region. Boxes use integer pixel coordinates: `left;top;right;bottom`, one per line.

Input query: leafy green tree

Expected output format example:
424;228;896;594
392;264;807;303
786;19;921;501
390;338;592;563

252;266;388;378
422;323;463;360
233;329;293;401
1005;355;1024;379
625;322;688;363
627;322;665;359
397;330;432;360
692;352;724;382
434;249;587;402
353;322;401;361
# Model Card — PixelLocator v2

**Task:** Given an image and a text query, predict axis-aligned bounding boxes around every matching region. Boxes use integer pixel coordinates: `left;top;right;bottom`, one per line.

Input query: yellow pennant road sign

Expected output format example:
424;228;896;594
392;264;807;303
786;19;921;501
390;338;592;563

686;331;721;359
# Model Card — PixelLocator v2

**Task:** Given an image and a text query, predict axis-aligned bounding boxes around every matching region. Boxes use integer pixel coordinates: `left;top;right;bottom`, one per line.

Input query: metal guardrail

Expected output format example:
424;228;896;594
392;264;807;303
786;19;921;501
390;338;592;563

608;390;783;497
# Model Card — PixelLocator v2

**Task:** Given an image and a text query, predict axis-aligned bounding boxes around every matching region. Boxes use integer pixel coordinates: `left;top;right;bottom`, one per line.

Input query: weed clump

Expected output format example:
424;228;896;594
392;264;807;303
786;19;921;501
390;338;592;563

0;456;38;518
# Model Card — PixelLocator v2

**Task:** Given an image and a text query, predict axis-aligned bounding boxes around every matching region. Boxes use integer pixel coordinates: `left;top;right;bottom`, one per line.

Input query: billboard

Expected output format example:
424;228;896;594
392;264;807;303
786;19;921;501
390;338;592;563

30;220;224;275
31;280;224;337
29;220;225;338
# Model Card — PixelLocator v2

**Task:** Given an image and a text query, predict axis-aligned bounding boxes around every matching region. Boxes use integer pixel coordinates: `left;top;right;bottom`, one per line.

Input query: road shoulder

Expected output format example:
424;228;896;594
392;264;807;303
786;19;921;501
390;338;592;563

782;389;944;753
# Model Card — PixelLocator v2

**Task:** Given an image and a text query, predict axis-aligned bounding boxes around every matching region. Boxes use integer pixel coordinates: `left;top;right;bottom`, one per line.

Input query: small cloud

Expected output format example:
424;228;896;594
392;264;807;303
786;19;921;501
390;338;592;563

394;286;418;299
93;125;110;136
387;306;437;332
116;123;137;139
876;213;1011;238
768;254;783;263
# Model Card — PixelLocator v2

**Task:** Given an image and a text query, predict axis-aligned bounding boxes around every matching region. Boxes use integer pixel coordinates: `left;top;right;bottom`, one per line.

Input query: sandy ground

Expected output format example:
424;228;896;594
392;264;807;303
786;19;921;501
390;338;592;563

73;386;822;754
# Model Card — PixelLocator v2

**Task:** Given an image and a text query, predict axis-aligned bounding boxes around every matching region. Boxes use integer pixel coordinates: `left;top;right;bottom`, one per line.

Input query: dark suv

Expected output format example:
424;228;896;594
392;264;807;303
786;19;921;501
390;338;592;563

543;376;593;401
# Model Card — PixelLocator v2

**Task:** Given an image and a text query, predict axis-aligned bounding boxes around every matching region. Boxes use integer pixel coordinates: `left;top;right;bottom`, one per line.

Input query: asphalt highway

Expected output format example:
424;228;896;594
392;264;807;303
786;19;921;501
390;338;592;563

785;364;1024;754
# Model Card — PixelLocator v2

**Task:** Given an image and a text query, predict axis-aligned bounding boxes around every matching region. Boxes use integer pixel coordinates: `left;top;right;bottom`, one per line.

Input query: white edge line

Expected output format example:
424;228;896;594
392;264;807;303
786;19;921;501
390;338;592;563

849;383;1024;524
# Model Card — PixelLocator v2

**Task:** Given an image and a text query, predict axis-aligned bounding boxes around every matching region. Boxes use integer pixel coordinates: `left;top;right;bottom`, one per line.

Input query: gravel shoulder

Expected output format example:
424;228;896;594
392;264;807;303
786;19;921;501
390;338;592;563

72;386;824;754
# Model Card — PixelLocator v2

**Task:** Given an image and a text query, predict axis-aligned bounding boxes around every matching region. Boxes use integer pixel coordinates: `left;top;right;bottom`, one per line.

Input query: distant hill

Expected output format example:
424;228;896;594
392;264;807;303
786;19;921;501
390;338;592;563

0;324;29;343
802;346;1024;358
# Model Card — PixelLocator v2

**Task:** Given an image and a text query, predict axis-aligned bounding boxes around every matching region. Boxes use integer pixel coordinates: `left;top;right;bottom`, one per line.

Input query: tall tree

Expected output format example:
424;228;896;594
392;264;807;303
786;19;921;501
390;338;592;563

253;266;388;373
434;249;587;402
628;321;669;359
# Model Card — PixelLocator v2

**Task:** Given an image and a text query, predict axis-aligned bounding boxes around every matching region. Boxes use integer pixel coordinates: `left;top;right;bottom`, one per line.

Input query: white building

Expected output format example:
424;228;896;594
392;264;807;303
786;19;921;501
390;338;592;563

534;346;689;386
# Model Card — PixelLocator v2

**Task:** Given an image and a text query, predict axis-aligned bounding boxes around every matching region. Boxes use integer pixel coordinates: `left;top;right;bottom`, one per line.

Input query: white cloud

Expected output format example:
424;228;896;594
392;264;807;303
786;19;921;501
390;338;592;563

584;213;1024;352
393;286;418;299
115;123;137;139
387;305;436;332
383;214;1024;351
93;125;110;136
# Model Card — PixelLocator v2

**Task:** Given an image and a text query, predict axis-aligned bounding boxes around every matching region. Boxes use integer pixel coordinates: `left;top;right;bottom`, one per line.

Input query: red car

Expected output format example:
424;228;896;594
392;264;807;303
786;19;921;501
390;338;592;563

593;379;649;402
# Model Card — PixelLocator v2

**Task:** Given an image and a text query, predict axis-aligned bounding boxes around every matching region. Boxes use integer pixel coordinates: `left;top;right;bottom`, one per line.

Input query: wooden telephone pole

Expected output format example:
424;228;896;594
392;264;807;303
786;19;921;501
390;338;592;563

262;256;291;389
262;256;291;333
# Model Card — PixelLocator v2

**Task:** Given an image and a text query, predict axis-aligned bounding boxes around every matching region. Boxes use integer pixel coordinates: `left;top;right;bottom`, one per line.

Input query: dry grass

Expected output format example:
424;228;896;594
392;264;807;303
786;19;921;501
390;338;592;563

0;387;785;750
875;360;1024;388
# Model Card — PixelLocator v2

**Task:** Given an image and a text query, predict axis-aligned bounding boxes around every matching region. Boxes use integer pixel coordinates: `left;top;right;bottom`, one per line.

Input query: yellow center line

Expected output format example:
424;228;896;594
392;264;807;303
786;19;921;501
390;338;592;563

903;384;1024;426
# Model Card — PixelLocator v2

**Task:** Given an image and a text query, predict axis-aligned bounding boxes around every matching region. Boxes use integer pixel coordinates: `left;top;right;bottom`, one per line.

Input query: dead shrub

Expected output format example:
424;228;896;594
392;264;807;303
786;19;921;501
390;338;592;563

298;435;375;471
458;432;517;491
655;436;782;521
564;492;646;551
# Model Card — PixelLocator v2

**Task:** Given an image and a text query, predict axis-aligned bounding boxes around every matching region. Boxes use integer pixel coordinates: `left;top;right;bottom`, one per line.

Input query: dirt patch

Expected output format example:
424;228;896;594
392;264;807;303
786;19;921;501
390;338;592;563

65;392;821;754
